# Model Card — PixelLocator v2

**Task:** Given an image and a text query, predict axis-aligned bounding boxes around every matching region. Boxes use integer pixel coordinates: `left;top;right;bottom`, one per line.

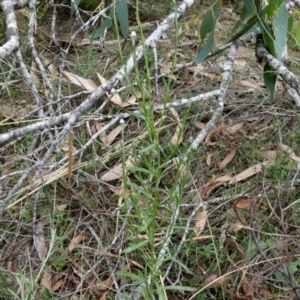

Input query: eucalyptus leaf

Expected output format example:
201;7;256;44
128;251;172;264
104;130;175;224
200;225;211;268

122;240;149;253
241;0;256;14
195;33;214;64
266;0;285;18
260;20;276;57
71;0;81;15
89;9;113;39
116;0;128;37
200;2;220;40
274;2;288;60
263;64;277;103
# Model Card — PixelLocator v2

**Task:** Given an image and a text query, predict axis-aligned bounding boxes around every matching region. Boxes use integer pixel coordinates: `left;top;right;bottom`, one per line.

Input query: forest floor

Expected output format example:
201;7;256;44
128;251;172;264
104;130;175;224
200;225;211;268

1;1;300;299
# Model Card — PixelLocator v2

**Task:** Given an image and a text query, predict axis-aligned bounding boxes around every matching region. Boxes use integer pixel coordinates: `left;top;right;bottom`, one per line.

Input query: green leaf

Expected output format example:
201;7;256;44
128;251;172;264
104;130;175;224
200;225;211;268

23;210;31;220
266;0;285;18
116;0;128;37
296;20;300;44
195;33;214;64
200;2;220;40
254;0;262;12
41;288;52;300
232;6;249;32
227;15;258;43
241;0;256;14
164;286;198;292
287;15;293;34
122;240;149;253
89;10;113;39
274;2;288;60
263;64;277;103
260;21;276;57
71;0;81;15
117;270;145;283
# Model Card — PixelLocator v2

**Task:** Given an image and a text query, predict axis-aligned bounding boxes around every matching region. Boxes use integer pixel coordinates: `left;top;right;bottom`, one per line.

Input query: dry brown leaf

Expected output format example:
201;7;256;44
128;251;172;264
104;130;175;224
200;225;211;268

229;161;273;184
34;220;47;261
100;157;135;181
195;121;206;129
219;149;236;169
55;204;68;212
108;185;130;202
68;235;87;252
206;153;212;167
277;143;300;162
101;164;122;181
105;125;122;146
170;108;183;145
52;278;65;292
97;73;126;107
194;207;207;236
0;105;35;122
203;274;233;289
201;175;232;198
40;266;51;290
239;80;264;89
62;70;97;91
187;64;204;74
30;60;40;88
91;122;108;144
262;150;277;160
98;277;116;291
234;198;263;210
171;157;187;178
225;123;243;135
159;62;182;81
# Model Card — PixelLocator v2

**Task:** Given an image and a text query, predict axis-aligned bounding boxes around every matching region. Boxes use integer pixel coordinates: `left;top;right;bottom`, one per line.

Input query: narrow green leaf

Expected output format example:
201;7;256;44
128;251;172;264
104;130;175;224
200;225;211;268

122;240;149;253
89;10;113;39
296;20;300;44
164;286;198;292
274;2;288;60
116;0;128;37
117;270;145;283
200;9;214;41
263;64;277;103
260;21;276;57
195;33;214;64
200;2;220;41
232;6;249;32
71;0;81;15
254;0;262;12
227;2;269;44
41;288;52;300
241;0;256;14
287;15;293;34
266;0;285;18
